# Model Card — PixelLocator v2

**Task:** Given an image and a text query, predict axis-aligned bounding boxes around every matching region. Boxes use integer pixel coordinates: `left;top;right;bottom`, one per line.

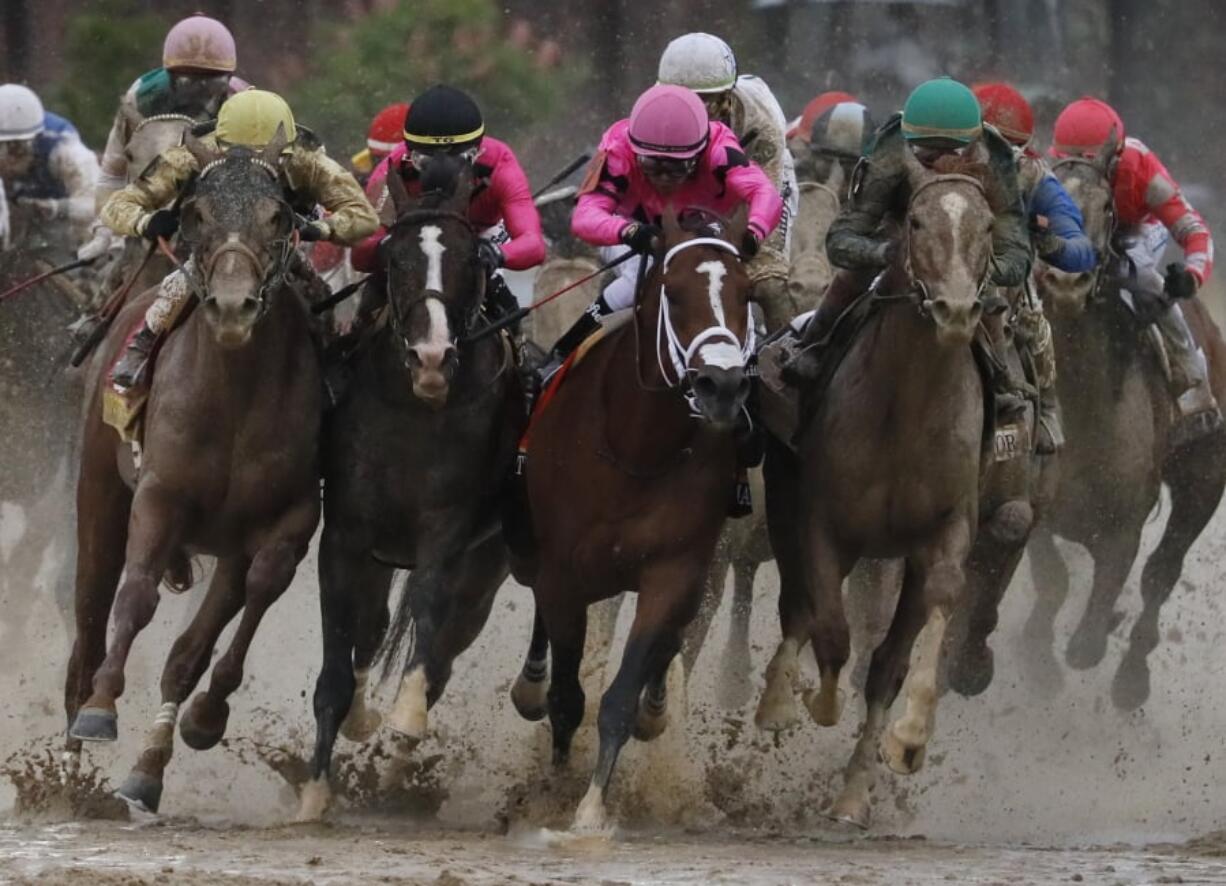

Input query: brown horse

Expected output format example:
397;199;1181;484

64;137;323;813
1022;152;1226;707
508;208;753;830
296;155;520;821
761;172;994;828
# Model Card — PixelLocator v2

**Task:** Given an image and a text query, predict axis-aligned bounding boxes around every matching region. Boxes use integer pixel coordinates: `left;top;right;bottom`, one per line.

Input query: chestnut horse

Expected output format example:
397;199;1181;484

508;209;754;830
761;172;994;828
65;137;322;813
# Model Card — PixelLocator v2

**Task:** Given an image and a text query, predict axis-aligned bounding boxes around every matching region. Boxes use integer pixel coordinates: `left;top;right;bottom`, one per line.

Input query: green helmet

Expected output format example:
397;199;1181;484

901;77;982;144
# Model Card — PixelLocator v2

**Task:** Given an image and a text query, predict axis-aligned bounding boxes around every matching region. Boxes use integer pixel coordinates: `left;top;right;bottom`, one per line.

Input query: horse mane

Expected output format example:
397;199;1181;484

929;154;1008;215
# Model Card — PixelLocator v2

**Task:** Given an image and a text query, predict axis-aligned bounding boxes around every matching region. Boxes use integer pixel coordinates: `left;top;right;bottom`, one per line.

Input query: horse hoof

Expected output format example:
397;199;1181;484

632;705;668;742
116;769;162;814
754;686;800;732
801;687;843;727
1065;632;1108;671
948;644;995;698
339;707;382;744
985;500;1033;545
880;728;927;776
1111;657;1151;712
510;672;549;722
826;793;871;830
179;694;229;751
69;707;118;743
571;784;610;833
295;777;331;823
387;669;428;740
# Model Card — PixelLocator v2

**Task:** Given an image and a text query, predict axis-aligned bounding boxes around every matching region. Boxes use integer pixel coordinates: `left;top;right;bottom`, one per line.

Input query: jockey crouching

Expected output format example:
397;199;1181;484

804;101;875;190
0;84;99;252
782;78;1033;398
102;89;378;389
656;32;798;333
349;85;546;387
1050;97;1221;443
975;82;1098;454
82;14;248;264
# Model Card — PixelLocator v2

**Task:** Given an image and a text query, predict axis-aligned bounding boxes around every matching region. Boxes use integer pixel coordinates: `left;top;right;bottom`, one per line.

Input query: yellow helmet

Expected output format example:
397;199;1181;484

215;89;296;148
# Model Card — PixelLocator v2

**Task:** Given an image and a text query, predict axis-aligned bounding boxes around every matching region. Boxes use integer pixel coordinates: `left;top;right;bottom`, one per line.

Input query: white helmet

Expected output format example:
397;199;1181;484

657;33;737;94
0;84;45;141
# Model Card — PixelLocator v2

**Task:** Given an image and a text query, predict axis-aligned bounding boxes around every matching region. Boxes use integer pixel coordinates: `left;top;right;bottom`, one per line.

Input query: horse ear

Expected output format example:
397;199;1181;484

1095;126;1120;175
261;123;289;166
183;131;217;168
725;202;749;250
386;165;413;216
661;204;683;243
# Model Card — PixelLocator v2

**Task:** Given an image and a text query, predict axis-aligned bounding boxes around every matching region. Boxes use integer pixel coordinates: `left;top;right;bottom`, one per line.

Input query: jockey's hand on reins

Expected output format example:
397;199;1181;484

294;215;329;242
621;222;662;255
140;209;179;242
1164;262;1198;300
740;229;761;259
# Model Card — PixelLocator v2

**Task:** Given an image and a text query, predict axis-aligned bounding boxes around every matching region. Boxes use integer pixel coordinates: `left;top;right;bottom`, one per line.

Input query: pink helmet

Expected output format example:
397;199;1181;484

628;84;709;159
163;15;237;74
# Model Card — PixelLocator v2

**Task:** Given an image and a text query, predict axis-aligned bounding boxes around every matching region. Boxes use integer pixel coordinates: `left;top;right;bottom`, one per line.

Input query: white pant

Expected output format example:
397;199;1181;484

1120;219;1170;300
600;244;650;312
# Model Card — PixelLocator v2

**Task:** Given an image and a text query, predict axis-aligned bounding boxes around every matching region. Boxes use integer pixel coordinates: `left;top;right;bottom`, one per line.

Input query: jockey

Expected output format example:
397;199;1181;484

102;89;378;389
656;32;798;330
81;14;248;263
349;84;546;351
0;84;99;246
803;100;876;187
548;83;783;365
787;90;859;144
351;102;409;184
1051;96;1220;438
784;77;1032;383
974;81;1097;453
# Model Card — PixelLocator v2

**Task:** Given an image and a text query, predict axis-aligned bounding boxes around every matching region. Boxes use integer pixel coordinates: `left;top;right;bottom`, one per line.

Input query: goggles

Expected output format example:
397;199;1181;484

637;154;698;181
408;145;480;170
908;140;972;167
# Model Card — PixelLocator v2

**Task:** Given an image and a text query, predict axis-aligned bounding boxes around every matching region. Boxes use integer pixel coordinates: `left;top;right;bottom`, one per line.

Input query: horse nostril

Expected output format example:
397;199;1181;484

407;348;423;368
694;374;718;402
240;297;260;317
931;299;953;324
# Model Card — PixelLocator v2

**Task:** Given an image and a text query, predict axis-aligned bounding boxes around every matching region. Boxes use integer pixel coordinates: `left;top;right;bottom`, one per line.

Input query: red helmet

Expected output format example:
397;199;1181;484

972;82;1033;146
795;91;858;142
1051;97;1125;158
368;102;409;156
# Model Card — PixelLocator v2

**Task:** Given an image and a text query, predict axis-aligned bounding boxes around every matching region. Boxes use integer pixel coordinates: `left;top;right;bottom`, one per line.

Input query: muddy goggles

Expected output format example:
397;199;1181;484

637;154;699;181
908;140;972;167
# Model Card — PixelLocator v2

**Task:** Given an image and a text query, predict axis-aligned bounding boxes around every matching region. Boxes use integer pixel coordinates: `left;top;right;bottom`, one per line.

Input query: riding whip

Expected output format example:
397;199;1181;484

0;255;97;304
531;152;592;200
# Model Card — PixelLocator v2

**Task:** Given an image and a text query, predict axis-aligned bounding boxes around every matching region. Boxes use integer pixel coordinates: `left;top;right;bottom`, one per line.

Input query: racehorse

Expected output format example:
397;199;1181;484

64;133;323;814
760;169;996;828
507;207;754;830
1023;144;1226;708
296;155;520;820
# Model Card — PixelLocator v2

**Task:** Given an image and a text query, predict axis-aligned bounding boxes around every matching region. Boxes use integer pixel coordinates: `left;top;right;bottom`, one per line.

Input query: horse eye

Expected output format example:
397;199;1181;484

910;217;921;229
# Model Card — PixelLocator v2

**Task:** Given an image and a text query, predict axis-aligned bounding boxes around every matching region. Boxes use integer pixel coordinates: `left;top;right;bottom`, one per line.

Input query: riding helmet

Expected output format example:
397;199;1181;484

901;77;982;144
403;85;484;150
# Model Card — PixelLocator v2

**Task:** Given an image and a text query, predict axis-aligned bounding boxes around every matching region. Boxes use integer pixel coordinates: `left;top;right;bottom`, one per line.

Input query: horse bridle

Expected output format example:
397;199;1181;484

1049;156;1119;301
650;237;754;412
382;206;481;366
899;173;994;316
178;155;297;320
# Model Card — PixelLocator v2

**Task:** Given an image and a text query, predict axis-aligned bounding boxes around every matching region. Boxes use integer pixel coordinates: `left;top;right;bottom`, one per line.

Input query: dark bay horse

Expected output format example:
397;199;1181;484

761;172;994;828
65;135;323;813
1023;150;1226;708
507;209;753;831
296;157;519;821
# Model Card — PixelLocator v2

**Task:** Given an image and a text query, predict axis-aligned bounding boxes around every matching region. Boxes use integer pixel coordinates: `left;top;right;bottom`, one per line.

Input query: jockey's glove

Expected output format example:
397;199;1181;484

740;229;761;259
1164;262;1198;301
295;215;330;242
477;239;505;275
872;238;899;267
621;222;662;255
139;209;179;242
77;225;114;262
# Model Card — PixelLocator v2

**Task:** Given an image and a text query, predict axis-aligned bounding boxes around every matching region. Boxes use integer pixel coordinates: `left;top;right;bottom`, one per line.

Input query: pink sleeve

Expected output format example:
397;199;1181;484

491;150;546;270
726;160;783;241
350;155;392;273
571;188;630;247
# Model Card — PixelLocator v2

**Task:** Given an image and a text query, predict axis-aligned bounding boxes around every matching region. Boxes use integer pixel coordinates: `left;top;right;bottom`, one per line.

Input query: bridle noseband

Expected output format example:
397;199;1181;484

900;173;994;317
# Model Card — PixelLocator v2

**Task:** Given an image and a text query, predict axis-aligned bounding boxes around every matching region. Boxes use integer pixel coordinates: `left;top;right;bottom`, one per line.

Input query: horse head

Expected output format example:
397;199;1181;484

126;114;196;184
654;205;754;430
178;128;295;349
788;180;842;307
1041;133;1119;316
903;163;997;348
381;153;480;408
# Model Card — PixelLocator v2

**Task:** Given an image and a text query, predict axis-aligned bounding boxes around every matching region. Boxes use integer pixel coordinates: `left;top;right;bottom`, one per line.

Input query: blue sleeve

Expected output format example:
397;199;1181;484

1030;173;1097;273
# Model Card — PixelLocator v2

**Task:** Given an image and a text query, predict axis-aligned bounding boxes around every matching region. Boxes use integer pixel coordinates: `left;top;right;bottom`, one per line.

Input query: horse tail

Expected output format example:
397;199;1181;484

377;570;418;683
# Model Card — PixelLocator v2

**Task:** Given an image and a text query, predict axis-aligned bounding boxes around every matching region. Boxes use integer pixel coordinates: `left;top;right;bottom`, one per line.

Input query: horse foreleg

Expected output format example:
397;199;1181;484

947;531;1028;698
182;520;313;751
881;521;971;778
511;606;550;721
579;595;622;718
1115;458;1225;710
678;533;732;690
300;529;393;822
574;560;701;833
802;531;852;728
1066;527;1142;671
828;561;928;830
1021;528;1069;694
72;483;183;743
118;556;247;813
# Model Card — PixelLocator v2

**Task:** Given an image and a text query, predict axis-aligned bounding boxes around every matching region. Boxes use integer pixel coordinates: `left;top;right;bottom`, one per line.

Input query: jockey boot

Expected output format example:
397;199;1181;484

1158;301;1224;445
538;295;613;383
779;267;871;386
1036;387;1065;455
111;323;158;390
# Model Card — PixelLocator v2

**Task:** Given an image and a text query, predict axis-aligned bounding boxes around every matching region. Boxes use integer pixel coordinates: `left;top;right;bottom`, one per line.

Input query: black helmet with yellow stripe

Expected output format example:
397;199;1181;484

403;84;484;153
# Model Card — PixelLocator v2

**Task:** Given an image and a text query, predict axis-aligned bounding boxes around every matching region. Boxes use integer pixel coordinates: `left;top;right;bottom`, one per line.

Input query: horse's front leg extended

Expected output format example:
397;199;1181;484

71;481;185;742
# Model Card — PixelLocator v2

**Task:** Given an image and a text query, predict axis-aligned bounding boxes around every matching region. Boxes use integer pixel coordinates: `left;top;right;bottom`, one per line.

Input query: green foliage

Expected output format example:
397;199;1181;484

290;0;575;158
52;0;168;147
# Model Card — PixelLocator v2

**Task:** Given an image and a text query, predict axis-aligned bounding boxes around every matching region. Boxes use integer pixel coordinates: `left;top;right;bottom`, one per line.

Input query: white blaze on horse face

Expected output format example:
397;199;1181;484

419;224;446;293
696;259;728;326
424;297;450;350
939;191;968;262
